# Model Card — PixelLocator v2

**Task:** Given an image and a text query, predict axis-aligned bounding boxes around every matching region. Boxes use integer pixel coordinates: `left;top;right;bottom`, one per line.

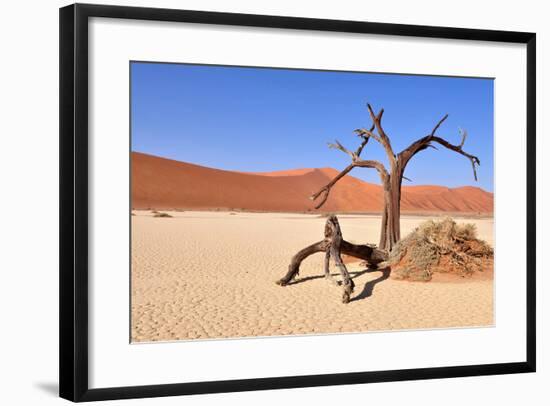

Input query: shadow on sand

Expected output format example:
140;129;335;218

287;266;391;302
350;267;391;302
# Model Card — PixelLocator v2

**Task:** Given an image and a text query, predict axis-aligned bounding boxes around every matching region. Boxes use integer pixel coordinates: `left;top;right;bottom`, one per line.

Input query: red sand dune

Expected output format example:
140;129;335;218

132;152;493;214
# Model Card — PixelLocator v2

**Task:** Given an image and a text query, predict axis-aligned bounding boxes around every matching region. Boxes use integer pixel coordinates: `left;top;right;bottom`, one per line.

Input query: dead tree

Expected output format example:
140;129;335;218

310;104;481;251
276;215;387;303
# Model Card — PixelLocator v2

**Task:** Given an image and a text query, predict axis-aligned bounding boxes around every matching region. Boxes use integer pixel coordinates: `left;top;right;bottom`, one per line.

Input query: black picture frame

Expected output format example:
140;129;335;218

59;3;536;402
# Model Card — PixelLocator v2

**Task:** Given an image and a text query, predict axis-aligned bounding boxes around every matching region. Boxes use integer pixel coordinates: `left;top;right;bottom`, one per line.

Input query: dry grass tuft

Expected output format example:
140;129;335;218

153;212;172;218
387;217;493;281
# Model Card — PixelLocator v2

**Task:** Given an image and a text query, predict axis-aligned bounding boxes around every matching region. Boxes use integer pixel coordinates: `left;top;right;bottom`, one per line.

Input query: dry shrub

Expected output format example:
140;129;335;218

153;212;172;218
387;217;493;281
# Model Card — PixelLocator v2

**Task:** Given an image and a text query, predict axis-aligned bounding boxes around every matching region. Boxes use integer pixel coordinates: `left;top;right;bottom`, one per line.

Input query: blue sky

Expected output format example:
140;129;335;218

131;62;494;191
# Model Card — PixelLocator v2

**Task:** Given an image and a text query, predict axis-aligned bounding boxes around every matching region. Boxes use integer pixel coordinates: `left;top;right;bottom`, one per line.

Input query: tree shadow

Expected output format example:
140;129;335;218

287;269;369;286
350;267;391;302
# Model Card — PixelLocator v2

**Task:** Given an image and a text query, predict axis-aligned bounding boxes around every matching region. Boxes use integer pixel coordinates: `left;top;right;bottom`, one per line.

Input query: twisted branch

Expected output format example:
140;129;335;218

398;114;480;181
310;159;389;209
430;136;481;181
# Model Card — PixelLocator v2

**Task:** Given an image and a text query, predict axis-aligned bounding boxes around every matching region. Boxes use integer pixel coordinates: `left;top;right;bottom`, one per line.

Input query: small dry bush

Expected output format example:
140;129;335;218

387;217;493;281
153;212;172;218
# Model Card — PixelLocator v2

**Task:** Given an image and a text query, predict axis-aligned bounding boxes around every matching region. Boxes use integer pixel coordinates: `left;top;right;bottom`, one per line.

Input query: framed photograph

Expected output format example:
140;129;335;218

59;3;536;402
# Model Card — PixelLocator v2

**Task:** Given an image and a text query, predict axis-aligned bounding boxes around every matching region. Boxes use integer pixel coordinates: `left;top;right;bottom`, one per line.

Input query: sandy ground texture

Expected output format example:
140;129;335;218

131;211;494;342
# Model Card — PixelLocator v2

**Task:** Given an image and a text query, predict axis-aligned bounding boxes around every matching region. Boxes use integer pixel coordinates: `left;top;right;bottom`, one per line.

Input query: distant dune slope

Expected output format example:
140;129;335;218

132;152;493;213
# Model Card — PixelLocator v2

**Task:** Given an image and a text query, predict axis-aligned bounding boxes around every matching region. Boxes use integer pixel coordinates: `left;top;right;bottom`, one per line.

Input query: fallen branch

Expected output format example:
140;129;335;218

276;215;387;303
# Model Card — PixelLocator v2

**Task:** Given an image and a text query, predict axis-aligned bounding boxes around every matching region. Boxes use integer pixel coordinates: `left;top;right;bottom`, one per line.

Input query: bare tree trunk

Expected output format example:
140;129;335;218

380;191;398;252
378;188;389;250
379;164;404;252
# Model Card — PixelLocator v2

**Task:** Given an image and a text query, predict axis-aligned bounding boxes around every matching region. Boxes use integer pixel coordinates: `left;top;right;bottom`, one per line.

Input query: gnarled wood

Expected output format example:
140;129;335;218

277;215;387;303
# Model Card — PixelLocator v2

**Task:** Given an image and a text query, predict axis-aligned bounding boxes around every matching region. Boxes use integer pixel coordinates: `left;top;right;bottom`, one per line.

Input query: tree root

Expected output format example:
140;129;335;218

276;215;388;303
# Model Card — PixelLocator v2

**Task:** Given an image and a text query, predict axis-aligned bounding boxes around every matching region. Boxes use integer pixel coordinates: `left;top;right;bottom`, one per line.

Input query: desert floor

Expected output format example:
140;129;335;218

131;211;494;342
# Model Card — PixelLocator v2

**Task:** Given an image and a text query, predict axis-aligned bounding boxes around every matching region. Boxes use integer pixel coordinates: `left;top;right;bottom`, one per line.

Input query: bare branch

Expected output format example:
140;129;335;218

353;127;382;145
354;159;390;179
367;103;396;165
399;117;480;181
353;123;375;157
310;160;389;209
311;104;401;210
430;114;449;137
310;164;355;209
458;128;467;148
430;136;480;181
355;136;370;157
353;109;388;153
328;140;356;160
311;107;396;210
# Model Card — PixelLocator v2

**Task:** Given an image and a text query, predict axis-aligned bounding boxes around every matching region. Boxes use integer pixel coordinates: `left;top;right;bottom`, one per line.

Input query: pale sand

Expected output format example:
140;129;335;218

131;211;494;342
